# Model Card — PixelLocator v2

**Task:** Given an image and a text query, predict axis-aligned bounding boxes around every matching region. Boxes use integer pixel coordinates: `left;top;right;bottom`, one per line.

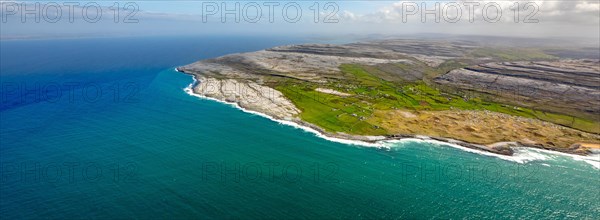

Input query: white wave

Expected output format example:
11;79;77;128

389;139;599;169
180;71;600;170
522;148;600;169
386;138;548;164
575;157;600;169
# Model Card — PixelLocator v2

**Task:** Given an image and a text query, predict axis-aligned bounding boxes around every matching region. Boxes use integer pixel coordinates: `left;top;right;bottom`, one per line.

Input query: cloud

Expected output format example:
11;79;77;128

339;0;599;24
330;0;599;39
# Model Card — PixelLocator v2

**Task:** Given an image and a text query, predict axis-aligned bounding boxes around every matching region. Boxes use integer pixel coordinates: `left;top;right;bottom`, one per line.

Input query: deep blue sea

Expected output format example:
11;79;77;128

1;36;599;219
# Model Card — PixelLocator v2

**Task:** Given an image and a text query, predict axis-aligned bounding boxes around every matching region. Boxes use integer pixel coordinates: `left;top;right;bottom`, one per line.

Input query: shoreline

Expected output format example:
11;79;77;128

176;68;600;169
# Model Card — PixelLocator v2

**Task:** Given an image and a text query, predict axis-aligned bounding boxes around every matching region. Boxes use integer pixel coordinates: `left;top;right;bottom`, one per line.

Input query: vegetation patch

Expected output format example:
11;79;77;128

275;63;599;141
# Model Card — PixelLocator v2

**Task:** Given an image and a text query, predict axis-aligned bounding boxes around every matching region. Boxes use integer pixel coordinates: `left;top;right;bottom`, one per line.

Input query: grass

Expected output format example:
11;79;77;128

277;82;386;135
275;64;599;135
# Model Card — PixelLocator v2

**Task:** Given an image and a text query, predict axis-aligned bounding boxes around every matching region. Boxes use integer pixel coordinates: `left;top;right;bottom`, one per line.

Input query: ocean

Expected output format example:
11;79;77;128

1;36;599;219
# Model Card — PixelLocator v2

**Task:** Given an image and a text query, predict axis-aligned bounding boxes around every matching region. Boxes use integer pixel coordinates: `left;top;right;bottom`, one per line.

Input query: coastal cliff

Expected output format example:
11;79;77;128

189;76;300;120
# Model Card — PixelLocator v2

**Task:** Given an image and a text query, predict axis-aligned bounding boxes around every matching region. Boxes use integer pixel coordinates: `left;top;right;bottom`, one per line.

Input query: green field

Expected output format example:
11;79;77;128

276;64;598;135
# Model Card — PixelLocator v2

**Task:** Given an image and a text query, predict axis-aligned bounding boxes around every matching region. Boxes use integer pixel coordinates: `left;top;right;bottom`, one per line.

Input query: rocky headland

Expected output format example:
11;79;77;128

178;39;600;156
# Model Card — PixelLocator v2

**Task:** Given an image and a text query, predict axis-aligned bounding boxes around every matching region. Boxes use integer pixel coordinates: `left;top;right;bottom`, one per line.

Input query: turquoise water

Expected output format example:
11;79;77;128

1;37;599;219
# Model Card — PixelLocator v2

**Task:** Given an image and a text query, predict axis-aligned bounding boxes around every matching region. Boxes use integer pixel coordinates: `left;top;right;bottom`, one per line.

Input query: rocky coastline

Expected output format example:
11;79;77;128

174;40;599;158
176;67;600;157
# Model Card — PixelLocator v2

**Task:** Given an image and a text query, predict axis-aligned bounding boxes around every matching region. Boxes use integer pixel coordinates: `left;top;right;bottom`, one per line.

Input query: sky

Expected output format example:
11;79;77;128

1;0;599;42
